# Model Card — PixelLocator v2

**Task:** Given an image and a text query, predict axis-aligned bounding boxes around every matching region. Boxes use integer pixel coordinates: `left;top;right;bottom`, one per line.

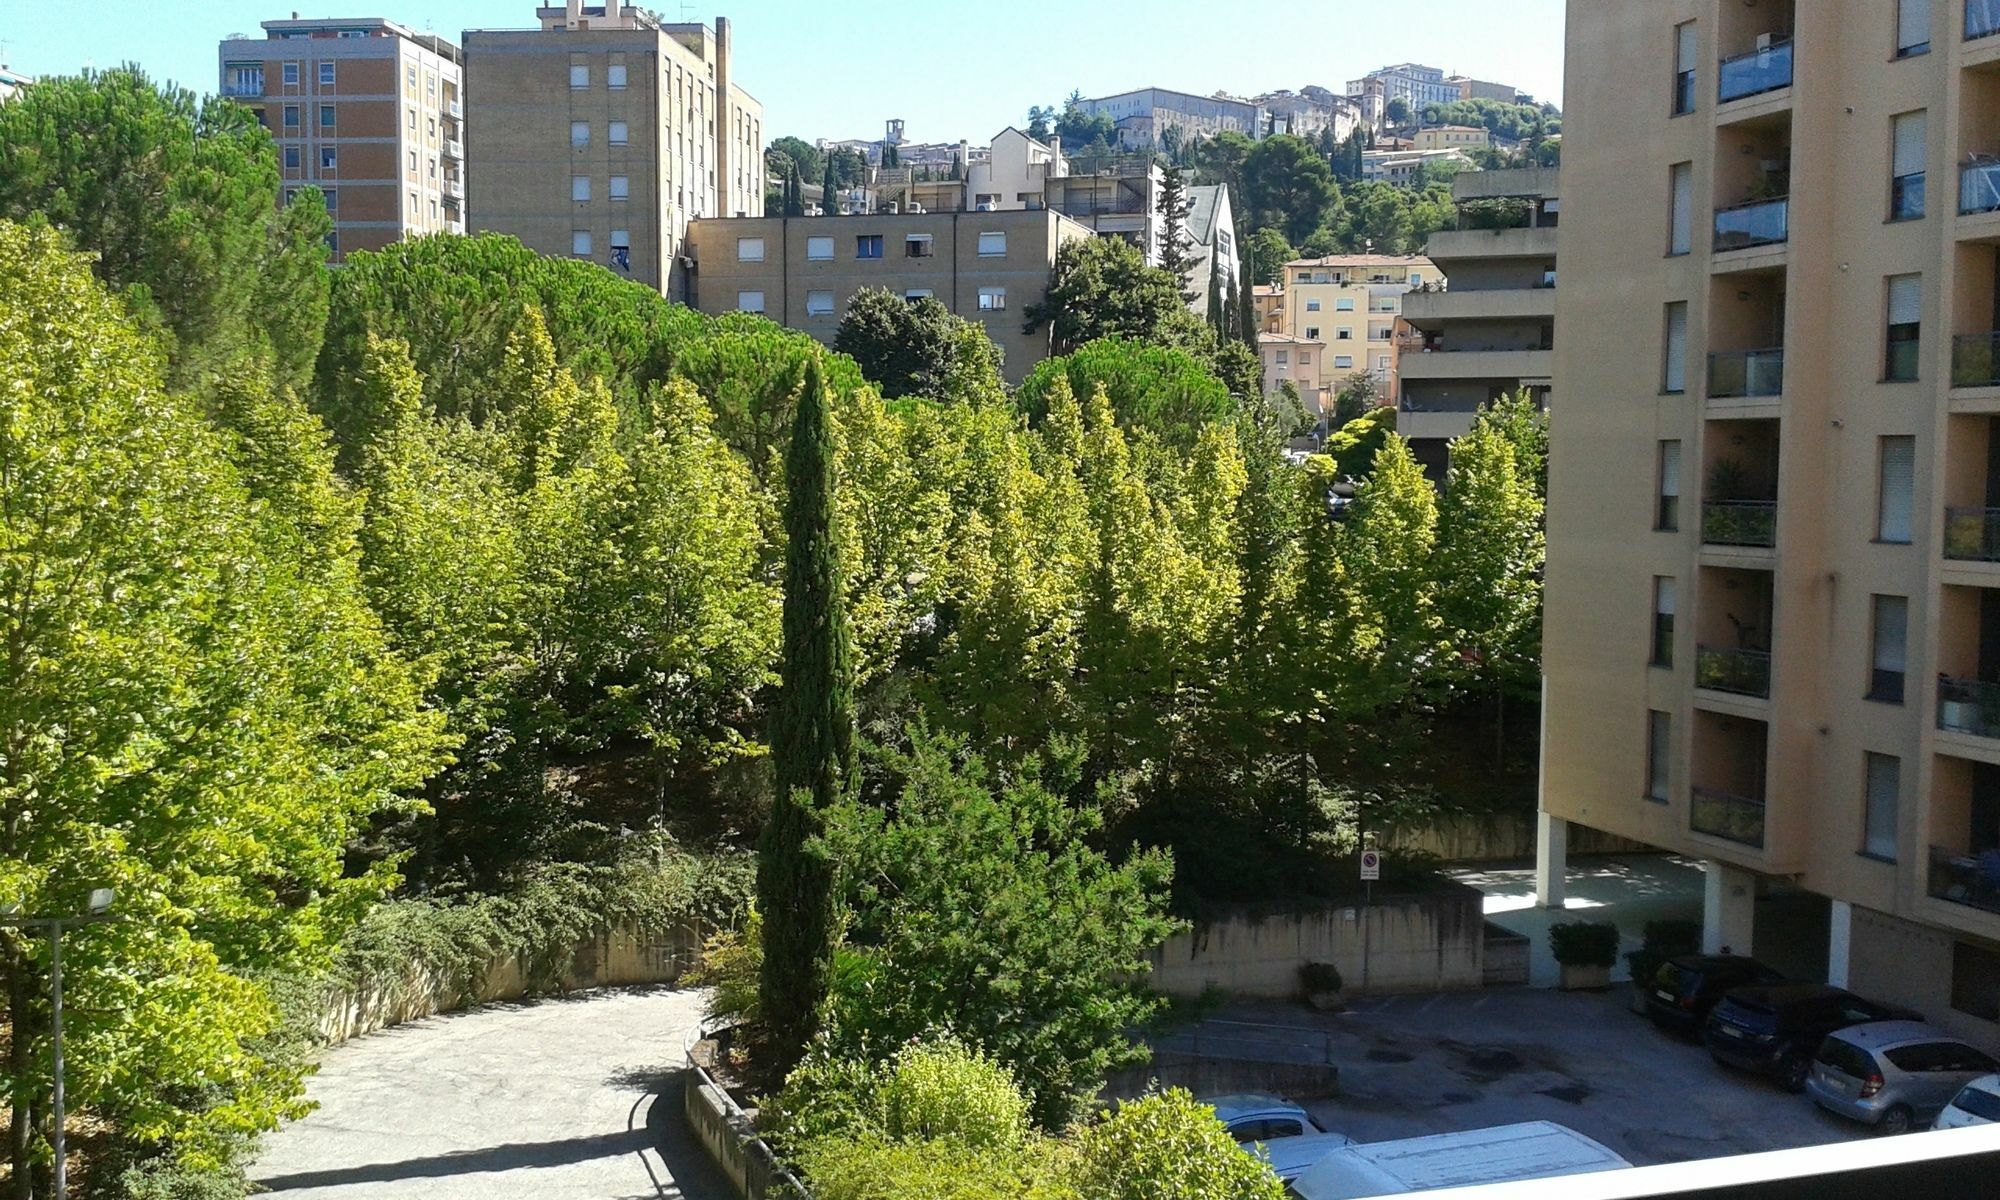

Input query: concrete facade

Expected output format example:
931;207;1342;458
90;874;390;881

684;209;1093;384
1402;167;1559;475
464;4;762;302
1544;0;2000;1050
219;17;463;262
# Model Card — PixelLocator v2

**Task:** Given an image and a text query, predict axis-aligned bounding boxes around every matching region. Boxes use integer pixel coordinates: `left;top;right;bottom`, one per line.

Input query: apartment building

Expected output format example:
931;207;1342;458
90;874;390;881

1256;88;1362;144
1414;125;1493;153
1347;63;1461;122
1080;87;1264;151
1545;0;2000;1047
1401;167;1560;476
0;64;32;103
1275;254;1438;411
464;2;762;302
1260;333;1330;409
219;17;463;262
1361;147;1475;185
685;209;1094;384
1448;75;1523;103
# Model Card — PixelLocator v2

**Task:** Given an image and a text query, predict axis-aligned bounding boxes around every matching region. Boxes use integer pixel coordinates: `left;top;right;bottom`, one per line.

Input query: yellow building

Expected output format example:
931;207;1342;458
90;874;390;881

1544;0;2000;1045
1414;124;1492;153
1277;254;1437;409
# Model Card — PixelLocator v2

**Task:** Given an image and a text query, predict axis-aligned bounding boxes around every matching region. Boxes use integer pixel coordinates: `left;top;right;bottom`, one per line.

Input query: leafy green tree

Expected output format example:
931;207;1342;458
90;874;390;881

1242;135;1337;245
1026;105;1054;142
769;135;825;188
822;155;839;213
1385;96;1413;127
1320;404;1398;479
834;288;1006;402
759;356;856;1074
1018;339;1233;443
0;68;331;395
1332;371;1380;426
1244;227;1296;286
1023;237;1209;357
0;220;446;1187
1339;435;1443;702
1054;93;1118;152
1066;1090;1287;1200
1191;130;1254;196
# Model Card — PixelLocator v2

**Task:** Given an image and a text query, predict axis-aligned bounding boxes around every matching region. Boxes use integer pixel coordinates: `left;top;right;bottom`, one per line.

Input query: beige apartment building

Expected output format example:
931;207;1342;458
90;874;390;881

685;209;1094;384
1274;254;1438;412
219;17;464;262
1402;167;1559;476
464;3;762;302
1546;0;2000;1044
1414;125;1492;153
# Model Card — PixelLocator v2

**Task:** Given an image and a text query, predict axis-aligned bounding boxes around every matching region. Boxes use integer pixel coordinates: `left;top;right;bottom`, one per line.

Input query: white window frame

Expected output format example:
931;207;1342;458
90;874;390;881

737;236;766;263
572;230;593;256
572;175;591;202
806;235;835;261
806;289;836;317
282;62;300;85
978;287;1007;311
978;231;1006;257
319;62;336;86
737;290;766;314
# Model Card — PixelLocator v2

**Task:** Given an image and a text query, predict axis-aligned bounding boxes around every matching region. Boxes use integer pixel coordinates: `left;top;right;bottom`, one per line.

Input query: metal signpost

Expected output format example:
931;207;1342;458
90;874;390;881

1;888;118;1200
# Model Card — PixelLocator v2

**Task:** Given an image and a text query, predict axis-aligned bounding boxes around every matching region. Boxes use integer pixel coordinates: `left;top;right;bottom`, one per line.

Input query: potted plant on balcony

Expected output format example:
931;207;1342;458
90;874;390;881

1299;961;1346;1012
1549;921;1620;992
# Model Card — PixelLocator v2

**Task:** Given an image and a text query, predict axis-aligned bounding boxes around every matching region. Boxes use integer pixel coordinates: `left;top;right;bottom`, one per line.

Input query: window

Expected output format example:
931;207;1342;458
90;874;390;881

319;104;335;128
1864;756;1896;856
611;229;630;252
1886;274;1922;381
1657;440;1682;531
857;235;884;259
321;147;337;170
1334;354;1354;368
1336;329;1353;340
1663;301;1688;393
906;234;934;258
1647;710;1671;801
284;146;300;170
1335;297;1355;312
1878;436;1915;543
806;289;835;317
806;235;834;261
1673;21;1698;115
572;230;593;256
428;117;436;138
905;289;933;300
978;286;1007;311
572;175;591;202
608;64;628;89
570;64;589;89
736;236;764;262
1299;353;1312;365
1276;350;1290;366
319;62;335;87
1668;162;1693;255
978;231;1006;257
408;107;416;131
1869;596;1910;704
1305;326;1322;340
1652;577;1676;668
282;62;300;86
571;121;590;148
1891;111;1927;220
1896;0;1931;57
737;290;765;313
407;65;416;87
1307;299;1323;312
408;150;417;174
609;121;629;146
610;175;629;200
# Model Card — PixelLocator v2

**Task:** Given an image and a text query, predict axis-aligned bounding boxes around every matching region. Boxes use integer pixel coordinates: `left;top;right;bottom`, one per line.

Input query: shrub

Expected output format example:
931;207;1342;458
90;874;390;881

1625;919;1703;992
1298;962;1344;995
879;1040;1030;1151
761;1052;886;1156
692;908;762;1025
797;1135;1070;1200
1548;921;1621;968
1065;1089;1286;1200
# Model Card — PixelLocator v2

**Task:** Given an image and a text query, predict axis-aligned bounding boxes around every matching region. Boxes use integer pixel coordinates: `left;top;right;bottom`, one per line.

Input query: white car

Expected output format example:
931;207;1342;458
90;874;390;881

1202;1094;1356;1182
1934;1073;2000;1129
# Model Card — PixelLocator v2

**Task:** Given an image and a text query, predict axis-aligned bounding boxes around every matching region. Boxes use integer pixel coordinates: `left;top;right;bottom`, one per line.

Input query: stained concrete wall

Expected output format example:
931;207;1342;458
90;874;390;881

1149;884;1487;999
1383;812;1651;863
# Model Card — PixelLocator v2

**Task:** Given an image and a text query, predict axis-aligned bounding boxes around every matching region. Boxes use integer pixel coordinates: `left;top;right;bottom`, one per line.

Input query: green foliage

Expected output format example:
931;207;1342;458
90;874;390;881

1549;921;1621;968
1024;237;1210;357
1242;135;1338;245
834;289;1007;403
769;136;825;188
1018;338;1234;443
1054;93;1118;153
1067;1090;1287;1200
1434;412;1545;703
878;1041;1032;1150
0;68;329;394
796;1135;1070;1200
1320;405;1399;478
1158;164;1197;297
1299;961;1344;995
1244;227;1296;286
1420;98;1561;143
693;908;764;1025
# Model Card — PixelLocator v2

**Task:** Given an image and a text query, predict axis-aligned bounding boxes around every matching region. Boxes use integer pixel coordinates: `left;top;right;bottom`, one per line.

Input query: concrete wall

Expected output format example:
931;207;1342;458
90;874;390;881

1849;904;2000;1053
1382;811;1651;863
1149;885;1487;1000
1103;1055;1341;1103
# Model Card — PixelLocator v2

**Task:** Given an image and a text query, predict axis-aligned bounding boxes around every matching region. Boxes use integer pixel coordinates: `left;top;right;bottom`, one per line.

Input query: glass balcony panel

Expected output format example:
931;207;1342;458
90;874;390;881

1691;788;1766;848
1938;675;2000;738
1696;646;1772;697
1945;507;2000;561
1707;348;1785;398
1930;845;2000;915
1954;333;2000;388
1718;39;1794;104
1701;501;1777;548
1714;198;1789;251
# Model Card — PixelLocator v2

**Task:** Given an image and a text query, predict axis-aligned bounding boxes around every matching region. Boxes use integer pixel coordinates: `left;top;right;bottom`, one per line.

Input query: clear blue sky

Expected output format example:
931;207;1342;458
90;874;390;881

0;0;1566;142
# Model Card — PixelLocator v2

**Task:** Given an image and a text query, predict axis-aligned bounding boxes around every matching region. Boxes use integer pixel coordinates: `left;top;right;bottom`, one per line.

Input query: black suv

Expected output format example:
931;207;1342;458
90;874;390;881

1644;954;1784;1033
1703;985;1921;1092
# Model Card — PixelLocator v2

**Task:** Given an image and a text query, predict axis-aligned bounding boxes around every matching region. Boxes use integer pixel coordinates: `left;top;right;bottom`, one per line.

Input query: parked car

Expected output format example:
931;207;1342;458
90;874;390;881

1286;1121;1630;1199
1805;1021;2000;1134
1259;1131;1364;1183
1206;1093;1324;1144
1643;954;1785;1033
1702;984;1919;1092
1934;1073;2000;1130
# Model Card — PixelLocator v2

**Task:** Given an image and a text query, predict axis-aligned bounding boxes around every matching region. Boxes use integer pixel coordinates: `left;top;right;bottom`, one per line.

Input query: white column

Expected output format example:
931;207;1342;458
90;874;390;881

1701;860;1757;955
1535;810;1569;910
1827;900;1854;988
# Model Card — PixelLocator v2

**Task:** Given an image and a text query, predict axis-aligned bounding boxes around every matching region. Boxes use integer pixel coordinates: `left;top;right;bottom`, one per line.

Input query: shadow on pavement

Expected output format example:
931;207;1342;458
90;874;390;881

629;1068;737;1200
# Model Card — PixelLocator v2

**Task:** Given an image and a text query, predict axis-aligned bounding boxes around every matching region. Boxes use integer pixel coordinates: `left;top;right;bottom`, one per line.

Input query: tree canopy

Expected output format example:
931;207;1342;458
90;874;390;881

834;289;1007;403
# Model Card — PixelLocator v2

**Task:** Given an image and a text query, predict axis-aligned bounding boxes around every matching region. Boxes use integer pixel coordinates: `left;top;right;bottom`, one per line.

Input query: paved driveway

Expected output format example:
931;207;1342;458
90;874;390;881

250;988;732;1200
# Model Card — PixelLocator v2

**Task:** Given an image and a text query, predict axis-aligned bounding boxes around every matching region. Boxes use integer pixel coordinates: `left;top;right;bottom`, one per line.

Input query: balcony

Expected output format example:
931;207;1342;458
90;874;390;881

1696;645;1772;698
222;79;265;98
1940;676;2000;738
1973;0;2000;42
1930;845;2000;916
442;176;465;200
1702;500;1777;548
443;140;463;161
1957;332;2000;389
447;98;463;120
1707;348;1785;399
1947;508;2000;561
1691;788;1767;849
1424;225;1560;262
1402;288;1556;323
1717;39;1794;104
1715;198;1789;252
1962;161;2000;216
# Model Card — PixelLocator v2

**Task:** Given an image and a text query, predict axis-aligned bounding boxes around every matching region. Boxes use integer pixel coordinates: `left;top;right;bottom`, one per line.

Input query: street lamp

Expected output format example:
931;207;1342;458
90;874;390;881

1;888;118;1200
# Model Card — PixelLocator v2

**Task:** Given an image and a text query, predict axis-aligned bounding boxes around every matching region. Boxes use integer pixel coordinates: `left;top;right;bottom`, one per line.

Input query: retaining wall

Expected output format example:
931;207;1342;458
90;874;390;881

1382;811;1650;862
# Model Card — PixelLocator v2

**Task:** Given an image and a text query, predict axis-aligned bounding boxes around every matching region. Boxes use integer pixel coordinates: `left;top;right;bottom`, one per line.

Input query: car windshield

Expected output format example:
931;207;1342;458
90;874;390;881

1815;1038;1877;1079
1715;998;1778;1033
1952;1085;2000;1122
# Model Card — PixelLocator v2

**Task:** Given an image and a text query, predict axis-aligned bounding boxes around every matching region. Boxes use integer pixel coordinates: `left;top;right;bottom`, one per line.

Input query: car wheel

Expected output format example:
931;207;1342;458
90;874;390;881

1878;1105;1913;1136
1777;1055;1810;1093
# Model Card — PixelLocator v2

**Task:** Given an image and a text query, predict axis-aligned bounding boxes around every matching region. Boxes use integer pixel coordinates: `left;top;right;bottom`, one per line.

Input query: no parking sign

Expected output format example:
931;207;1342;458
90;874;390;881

1359;850;1381;881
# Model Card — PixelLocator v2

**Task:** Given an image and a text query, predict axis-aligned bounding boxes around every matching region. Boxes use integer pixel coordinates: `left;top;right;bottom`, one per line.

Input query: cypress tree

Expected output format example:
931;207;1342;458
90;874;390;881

822;157;838;215
757;357;855;1073
1206;258;1225;338
1236;270;1257;354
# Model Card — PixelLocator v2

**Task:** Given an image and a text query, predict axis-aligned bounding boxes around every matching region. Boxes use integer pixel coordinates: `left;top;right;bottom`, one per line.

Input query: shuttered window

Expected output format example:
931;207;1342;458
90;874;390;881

1878;435;1915;543
1887;274;1922;380
1664;302;1689;392
1652;577;1676;668
1863;753;1900;861
1891;112;1927;220
1897;0;1932;56
1673;22;1698;115
1669;163;1693;255
1658;441;1682;531
1870;595;1908;703
1647;711;1672;802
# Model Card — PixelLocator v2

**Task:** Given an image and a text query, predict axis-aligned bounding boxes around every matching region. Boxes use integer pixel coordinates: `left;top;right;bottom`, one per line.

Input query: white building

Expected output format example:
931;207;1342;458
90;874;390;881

1346;63;1461;123
1363;148;1475;186
1256;89;1361;144
0;65;31;103
1080;86;1265;151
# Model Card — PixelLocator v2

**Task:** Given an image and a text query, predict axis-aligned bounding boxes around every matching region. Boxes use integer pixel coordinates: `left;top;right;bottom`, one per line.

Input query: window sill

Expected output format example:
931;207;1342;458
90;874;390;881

1863;693;1907;707
1892;46;1931;61
1655;525;1680;534
1885;213;1926;225
1855;851;1898;866
1661;389;1687;397
1642;794;1670;806
1880;376;1921;385
1870;538;1914;547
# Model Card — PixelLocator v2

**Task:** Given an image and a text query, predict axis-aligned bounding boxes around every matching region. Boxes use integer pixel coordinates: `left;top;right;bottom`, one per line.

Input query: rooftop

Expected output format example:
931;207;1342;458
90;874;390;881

1285;253;1437;270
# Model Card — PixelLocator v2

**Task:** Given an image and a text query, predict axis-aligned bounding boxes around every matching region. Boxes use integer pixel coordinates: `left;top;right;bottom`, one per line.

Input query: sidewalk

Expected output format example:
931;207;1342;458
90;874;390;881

1452;855;1705;987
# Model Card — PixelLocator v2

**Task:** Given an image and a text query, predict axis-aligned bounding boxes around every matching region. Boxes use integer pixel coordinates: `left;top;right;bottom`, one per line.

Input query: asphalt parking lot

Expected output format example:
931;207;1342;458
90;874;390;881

1191;986;1872;1166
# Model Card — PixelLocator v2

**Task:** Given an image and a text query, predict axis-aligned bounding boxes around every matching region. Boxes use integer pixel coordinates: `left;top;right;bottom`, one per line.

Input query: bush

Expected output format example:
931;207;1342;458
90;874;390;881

1298;962;1344;995
1066;1090;1286;1200
1548;921;1620;968
797;1135;1068;1200
692;908;762;1025
1625;919;1703;992
879;1040;1030;1151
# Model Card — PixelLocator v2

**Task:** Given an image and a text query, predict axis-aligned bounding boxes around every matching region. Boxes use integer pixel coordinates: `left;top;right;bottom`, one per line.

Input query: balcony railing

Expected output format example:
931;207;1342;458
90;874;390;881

1702;500;1778;548
1945;507;2000;561
1971;0;2000;41
1931;844;2000;915
1961;161;2000;215
1707;348;1785;398
1697;645;1772;697
443;140;464;160
222;78;265;98
1718;38;1795;104
1691;787;1767;848
1955;333;2000;388
1714;198;1789;252
1940;676;2000;738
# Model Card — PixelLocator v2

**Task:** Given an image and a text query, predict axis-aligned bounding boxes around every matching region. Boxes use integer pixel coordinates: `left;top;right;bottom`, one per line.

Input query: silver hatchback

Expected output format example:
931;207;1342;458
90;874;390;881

1805;1020;2000;1134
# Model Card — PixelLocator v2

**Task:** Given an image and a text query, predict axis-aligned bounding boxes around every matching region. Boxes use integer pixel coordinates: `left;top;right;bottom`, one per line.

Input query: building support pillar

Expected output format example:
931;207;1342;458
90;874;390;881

1702;860;1757;955
1535;811;1569;910
1827;900;1854;988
